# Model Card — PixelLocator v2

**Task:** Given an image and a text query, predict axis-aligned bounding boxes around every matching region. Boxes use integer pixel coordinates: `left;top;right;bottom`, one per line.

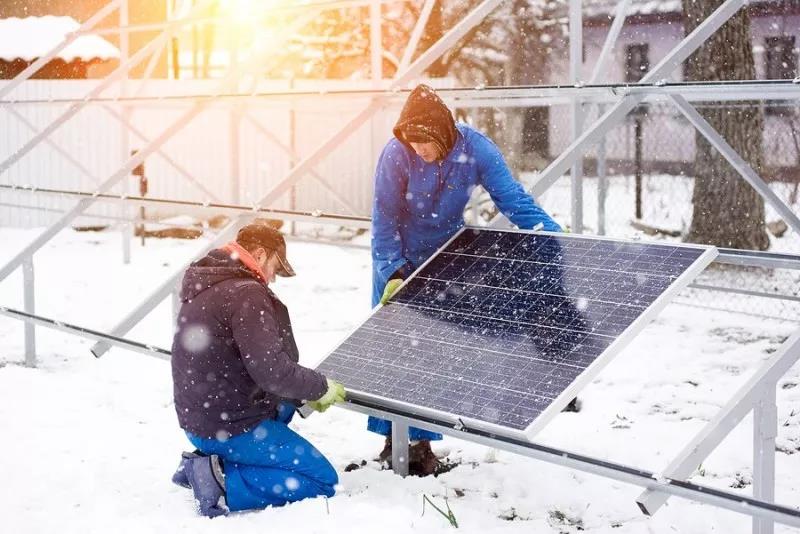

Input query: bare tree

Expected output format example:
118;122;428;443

683;0;770;250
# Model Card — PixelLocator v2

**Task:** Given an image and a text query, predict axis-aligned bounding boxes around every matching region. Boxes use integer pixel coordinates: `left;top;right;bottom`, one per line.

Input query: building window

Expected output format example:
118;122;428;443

625;43;650;83
765;36;797;115
522;107;550;157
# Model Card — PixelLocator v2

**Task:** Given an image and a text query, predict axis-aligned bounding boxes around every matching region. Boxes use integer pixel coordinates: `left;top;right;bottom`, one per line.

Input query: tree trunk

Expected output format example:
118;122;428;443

683;0;770;250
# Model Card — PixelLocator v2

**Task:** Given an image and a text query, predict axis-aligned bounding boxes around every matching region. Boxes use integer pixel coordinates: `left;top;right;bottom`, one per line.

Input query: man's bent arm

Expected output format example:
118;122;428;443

372;141;414;283
476;135;561;232
231;291;328;402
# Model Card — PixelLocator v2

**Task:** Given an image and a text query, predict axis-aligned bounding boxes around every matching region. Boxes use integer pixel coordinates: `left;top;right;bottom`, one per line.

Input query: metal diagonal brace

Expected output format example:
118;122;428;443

397;0;437;72
636;327;800;516
489;0;747;226
90;214;252;357
242;114;361;215
100;104;222;202
589;0;632;84
7;107;102;187
669;94;800;236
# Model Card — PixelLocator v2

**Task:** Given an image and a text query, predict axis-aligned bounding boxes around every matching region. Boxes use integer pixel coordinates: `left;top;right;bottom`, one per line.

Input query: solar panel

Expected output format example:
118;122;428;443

316;228;717;439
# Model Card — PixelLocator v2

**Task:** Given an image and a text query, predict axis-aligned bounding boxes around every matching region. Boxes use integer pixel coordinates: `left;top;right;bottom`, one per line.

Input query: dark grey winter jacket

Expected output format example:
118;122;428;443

171;249;328;439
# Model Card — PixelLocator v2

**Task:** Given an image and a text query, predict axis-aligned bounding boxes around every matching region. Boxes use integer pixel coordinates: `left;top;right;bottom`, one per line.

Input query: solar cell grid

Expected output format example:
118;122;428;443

316;228;716;436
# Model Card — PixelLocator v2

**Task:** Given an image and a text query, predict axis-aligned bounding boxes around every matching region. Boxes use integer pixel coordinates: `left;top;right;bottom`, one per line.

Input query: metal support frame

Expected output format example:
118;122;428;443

100;103;222;201
488;0;748;230
120;0;132;264
391;420;410;477
597;103;608;235
229;103;241;204
569;0;584;234
22;257;36;367
0;3;314;286
6;295;798;527
636;328;800;520
88;0;507;358
5;80;799;109
0;184;371;228
89;214;249;356
753;384;778;534
669;95;800;235
589;0;629;235
242;114;362;215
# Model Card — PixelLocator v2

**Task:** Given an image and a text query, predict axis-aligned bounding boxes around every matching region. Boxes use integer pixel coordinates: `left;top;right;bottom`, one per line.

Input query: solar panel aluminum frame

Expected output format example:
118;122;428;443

517;229;718;440
318;226;718;442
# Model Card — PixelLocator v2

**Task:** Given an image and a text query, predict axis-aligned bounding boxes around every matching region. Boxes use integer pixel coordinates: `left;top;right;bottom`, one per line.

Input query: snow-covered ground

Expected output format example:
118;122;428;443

1;223;799;533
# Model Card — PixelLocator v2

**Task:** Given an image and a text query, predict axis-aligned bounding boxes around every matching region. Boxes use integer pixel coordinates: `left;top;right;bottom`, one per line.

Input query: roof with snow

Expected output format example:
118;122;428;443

583;0;683;19
0;16;120;62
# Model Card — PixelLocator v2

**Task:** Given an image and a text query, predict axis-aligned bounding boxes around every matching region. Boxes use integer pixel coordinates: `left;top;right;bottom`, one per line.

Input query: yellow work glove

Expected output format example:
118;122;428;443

380;278;404;305
308;379;346;413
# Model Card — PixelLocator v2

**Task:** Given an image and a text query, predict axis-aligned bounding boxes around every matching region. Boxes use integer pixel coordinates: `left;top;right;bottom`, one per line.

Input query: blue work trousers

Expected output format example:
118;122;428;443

367;416;442;441
187;403;338;512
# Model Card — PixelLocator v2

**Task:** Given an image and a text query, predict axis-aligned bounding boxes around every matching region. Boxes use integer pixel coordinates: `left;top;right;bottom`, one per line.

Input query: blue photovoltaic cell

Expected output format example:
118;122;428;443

316;229;708;431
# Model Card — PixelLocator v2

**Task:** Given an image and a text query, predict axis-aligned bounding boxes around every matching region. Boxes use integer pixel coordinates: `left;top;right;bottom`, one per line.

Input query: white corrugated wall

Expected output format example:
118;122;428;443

0;79;403;228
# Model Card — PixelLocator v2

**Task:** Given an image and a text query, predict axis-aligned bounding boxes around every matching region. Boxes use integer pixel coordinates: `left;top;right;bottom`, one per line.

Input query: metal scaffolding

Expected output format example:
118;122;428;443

1;0;799;531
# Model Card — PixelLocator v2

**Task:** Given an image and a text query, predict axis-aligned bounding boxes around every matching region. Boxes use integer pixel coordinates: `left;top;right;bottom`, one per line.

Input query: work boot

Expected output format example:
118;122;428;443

185;454;227;518
562;397;582;413
171;450;204;489
377;436;392;467
408;440;440;477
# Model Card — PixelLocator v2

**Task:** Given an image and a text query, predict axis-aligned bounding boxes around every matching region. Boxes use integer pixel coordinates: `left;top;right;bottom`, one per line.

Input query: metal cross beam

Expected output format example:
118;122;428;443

635;328;800;516
669;94;800;235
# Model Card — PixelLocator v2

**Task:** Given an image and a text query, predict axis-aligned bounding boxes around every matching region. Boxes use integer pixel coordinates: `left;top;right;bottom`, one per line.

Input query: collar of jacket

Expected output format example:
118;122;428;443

438;125;467;163
220;242;268;285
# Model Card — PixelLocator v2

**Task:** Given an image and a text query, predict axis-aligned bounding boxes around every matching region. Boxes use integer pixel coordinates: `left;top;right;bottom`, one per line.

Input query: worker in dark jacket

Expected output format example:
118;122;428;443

370;84;561;475
171;223;346;518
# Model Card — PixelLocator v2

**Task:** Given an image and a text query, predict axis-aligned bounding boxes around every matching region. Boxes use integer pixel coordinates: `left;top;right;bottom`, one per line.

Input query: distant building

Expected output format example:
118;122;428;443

0;0;168;78
0;16;119;79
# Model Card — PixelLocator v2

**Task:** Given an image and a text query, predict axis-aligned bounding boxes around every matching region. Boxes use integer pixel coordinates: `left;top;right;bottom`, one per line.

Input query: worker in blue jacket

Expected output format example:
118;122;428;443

370;84;561;475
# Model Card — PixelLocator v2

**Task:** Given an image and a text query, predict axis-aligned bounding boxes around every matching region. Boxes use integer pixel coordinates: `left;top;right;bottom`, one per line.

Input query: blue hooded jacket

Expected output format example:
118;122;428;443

371;122;562;306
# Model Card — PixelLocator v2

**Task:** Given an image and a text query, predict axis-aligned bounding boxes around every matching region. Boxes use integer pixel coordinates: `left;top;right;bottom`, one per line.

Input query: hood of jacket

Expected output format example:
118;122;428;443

392;84;457;159
180;249;262;302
